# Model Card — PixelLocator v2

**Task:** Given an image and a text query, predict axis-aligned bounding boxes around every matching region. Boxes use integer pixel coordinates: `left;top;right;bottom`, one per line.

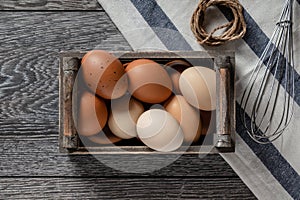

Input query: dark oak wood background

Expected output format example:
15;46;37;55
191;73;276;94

0;0;256;199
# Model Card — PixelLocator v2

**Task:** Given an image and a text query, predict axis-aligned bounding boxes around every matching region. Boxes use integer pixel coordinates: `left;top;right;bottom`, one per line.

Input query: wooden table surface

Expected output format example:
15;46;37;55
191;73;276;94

0;1;256;199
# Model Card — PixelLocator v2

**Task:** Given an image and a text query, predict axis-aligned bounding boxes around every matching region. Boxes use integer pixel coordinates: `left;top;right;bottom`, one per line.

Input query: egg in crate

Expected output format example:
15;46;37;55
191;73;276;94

200;110;213;135
77;91;108;136
164;60;191;94
137;109;184;152
81;50;128;99
125;59;172;103
88;135;121;144
179;66;216;111
88;126;122;145
108;94;144;139
164;95;202;143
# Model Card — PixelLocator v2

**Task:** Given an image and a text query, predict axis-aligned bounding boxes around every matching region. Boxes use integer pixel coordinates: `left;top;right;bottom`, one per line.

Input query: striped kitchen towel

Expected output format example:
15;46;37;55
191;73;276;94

97;0;300;199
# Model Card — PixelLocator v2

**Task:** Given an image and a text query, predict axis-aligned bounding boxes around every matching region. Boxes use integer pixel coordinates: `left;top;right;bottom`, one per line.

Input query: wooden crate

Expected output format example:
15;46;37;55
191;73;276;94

59;51;235;154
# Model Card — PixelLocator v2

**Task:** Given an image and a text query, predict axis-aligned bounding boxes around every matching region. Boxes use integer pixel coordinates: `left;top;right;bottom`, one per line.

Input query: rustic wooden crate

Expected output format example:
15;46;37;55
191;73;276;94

59;51;235;154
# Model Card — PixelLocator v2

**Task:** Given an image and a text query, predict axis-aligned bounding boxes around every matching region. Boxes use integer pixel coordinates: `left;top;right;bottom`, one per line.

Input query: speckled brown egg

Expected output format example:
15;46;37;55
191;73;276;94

81;50;128;99
125;59;172;103
78;91;108;136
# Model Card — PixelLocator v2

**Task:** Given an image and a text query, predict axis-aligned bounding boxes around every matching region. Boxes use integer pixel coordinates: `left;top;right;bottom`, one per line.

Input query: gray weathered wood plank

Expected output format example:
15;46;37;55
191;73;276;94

0;0;101;10
0;135;237;177
0;12;130;133
0;178;256;199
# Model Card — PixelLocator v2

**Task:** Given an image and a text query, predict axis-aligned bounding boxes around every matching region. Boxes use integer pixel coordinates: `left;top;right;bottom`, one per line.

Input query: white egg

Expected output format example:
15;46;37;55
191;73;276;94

137;109;184;152
179;66;216;111
108;95;144;139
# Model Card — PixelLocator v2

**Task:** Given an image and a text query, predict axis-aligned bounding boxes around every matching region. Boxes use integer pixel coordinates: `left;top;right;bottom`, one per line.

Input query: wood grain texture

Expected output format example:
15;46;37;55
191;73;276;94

0;0;101;10
0;178;256;199
0;135;236;176
0;12;130;135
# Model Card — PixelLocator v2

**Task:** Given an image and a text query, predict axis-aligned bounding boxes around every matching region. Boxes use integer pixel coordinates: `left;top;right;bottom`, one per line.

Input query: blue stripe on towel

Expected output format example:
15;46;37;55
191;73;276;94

237;105;300;199
130;0;300;198
130;0;193;51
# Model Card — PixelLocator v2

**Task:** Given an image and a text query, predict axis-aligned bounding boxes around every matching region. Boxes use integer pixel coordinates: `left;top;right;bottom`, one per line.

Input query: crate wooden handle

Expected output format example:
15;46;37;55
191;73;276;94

62;58;79;149
216;56;233;148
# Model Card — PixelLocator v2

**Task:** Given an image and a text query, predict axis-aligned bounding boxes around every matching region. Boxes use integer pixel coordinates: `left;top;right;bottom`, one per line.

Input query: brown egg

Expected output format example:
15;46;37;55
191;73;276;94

165;60;191;94
125;59;172;103
77;91;108;136
200;110;213;135
81;50;128;99
123;62;130;68
164;95;202;143
88;128;122;145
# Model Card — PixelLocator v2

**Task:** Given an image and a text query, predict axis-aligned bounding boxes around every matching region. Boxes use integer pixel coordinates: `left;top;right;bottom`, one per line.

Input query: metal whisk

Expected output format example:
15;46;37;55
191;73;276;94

240;0;294;144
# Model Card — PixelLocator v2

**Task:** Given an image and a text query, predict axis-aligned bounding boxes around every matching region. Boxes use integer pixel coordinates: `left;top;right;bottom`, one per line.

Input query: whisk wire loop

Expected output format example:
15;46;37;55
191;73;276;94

240;0;294;144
